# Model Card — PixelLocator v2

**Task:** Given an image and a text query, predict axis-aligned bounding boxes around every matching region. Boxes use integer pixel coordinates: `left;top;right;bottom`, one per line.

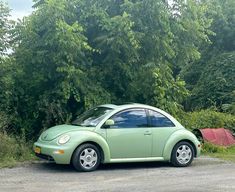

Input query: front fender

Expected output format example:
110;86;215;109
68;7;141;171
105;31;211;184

68;131;111;163
163;129;200;161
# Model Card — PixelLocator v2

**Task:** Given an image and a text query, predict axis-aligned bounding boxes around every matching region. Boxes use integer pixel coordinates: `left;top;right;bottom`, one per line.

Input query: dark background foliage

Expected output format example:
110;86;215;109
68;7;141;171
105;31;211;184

0;0;234;139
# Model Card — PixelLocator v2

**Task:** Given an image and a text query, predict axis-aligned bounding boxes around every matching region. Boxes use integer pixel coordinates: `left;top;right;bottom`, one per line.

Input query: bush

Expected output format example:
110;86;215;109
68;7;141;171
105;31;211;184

201;142;226;153
201;142;235;162
178;109;235;132
0;133;33;167
0;112;10;132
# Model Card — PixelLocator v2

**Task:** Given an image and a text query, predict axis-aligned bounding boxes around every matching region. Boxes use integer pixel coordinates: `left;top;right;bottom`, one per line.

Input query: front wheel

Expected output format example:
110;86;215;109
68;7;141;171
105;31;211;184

72;143;101;172
171;141;194;167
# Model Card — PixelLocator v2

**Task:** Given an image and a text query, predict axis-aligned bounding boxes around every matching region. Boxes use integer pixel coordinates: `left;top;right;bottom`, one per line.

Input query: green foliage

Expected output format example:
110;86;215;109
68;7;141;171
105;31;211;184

0;1;235;166
0;132;33;168
191;52;235;110
0;0;212;138
206;0;235;52
202;142;235;162
0;112;9;131
182;0;235;111
0;58;16;111
0;1;14;56
128;65;189;117
202;142;227;153
179;109;235;132
74;0;210;114
0;2;17;127
10;0;111;137
1;0;233;140
222;102;235;115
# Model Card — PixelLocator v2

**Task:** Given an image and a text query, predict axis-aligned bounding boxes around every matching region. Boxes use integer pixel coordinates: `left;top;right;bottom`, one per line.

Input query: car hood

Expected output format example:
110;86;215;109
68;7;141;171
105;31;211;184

40;124;95;141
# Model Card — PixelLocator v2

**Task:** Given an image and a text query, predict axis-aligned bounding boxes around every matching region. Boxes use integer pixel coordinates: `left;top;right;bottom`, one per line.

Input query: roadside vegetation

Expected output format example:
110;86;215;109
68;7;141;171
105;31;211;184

0;133;34;168
0;0;234;167
202;143;235;163
179;110;235;132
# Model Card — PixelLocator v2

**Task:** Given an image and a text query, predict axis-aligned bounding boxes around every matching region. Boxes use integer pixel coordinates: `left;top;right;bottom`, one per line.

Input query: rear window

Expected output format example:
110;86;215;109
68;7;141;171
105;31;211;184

149;110;175;127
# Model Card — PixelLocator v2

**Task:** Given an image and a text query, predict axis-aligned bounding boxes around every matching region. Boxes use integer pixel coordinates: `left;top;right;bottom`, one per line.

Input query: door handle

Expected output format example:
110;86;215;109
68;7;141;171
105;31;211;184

144;131;152;135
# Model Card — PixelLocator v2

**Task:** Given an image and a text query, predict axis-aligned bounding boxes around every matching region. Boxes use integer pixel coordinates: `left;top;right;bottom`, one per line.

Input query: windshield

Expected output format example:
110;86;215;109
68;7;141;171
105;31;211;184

72;107;112;127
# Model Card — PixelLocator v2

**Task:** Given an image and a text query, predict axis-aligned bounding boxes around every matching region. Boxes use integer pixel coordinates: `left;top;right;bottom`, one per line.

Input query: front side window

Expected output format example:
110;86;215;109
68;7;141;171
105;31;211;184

110;109;148;128
149;110;175;127
72;107;112;127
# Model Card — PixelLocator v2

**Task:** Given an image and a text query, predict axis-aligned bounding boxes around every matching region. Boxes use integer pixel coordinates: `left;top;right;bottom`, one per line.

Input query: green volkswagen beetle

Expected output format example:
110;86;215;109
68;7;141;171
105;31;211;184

34;103;201;171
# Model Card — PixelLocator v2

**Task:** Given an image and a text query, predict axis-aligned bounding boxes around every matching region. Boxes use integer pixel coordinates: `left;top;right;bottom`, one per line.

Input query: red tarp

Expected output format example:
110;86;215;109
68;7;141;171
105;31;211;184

199;128;235;146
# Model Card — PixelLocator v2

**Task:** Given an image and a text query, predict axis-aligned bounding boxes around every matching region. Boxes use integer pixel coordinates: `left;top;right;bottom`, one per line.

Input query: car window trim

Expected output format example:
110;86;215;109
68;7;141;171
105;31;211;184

147;109;175;128
101;108;149;129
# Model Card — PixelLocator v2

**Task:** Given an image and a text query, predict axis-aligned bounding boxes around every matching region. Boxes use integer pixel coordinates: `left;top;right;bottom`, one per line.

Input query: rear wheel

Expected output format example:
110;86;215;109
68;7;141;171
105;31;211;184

72;143;101;172
171;141;194;167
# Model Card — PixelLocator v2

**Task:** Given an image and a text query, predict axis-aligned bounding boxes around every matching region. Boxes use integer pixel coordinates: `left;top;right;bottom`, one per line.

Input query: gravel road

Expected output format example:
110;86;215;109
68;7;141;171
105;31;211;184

0;156;234;192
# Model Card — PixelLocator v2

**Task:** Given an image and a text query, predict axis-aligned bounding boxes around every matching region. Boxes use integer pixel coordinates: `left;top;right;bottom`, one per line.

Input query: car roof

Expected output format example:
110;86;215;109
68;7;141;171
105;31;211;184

99;103;159;110
99;104;119;109
96;103;185;129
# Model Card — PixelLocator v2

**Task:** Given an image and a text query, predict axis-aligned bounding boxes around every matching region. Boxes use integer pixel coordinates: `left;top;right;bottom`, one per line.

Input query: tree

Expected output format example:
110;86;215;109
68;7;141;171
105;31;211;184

8;0;212;137
12;0;110;137
191;52;235;110
0;1;13;56
0;1;16;131
206;0;235;52
74;0;211;115
182;0;235;111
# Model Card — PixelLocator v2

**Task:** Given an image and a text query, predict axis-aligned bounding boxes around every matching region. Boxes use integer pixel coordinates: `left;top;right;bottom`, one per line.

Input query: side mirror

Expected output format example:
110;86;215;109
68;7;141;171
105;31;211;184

105;119;114;126
102;119;114;128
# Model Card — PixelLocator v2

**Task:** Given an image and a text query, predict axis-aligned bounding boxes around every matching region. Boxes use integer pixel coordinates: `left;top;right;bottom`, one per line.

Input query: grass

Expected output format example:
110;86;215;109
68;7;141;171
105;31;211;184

202;142;235;163
0;133;35;168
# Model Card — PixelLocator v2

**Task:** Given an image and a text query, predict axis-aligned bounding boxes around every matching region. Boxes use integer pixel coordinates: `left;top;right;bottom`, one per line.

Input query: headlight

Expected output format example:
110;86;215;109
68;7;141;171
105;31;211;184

58;135;70;144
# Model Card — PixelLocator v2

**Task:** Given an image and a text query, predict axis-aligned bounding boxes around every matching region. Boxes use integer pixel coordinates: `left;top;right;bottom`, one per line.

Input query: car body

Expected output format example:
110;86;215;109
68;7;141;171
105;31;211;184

34;103;201;171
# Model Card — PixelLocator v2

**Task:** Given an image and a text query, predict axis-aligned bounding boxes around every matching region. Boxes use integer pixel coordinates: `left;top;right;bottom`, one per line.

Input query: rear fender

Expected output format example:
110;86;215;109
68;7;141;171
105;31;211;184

163;130;199;161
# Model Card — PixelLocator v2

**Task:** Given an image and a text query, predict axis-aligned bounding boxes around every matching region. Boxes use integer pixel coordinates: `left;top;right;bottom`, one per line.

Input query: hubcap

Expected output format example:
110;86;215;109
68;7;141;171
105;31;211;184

176;145;192;165
80;148;98;169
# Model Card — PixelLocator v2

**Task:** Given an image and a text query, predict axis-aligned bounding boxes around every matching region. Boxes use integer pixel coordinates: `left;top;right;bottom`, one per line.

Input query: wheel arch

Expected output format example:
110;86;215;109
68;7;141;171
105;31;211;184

163;130;199;161
68;131;111;164
70;141;106;164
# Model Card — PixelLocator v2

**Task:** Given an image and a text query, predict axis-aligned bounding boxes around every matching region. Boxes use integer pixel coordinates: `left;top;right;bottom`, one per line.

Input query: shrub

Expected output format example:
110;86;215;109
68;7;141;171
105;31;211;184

178;109;235;132
0;112;10;132
201;142;235;163
0;132;33;167
201;142;226;153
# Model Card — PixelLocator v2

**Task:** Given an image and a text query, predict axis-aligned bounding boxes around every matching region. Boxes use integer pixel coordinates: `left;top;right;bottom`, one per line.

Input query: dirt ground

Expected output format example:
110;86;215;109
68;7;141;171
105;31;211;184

0;156;234;192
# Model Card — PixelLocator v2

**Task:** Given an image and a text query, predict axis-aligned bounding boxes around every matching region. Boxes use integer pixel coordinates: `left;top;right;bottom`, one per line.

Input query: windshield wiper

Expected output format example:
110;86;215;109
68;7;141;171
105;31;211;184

83;125;95;127
71;123;95;127
71;123;82;126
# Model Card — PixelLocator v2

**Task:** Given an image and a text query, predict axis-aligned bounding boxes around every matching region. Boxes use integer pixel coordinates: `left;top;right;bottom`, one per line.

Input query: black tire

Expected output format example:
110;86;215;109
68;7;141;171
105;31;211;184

72;143;101;172
171;141;194;167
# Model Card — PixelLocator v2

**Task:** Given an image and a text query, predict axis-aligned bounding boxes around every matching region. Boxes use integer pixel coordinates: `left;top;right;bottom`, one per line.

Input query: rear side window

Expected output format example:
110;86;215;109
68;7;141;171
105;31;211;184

149;110;175;127
110;109;148;128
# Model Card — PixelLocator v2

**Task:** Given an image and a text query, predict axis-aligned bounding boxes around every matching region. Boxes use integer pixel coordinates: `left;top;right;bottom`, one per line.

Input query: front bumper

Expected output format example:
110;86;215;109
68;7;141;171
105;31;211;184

35;153;54;161
33;141;73;164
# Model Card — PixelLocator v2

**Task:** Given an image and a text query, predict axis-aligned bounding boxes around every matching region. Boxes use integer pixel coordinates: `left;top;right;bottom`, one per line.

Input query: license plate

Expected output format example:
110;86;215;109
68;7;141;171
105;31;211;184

34;146;41;154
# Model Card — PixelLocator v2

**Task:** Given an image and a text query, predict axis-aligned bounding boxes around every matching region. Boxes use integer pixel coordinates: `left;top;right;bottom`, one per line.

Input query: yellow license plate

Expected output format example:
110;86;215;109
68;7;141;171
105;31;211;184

34;147;41;154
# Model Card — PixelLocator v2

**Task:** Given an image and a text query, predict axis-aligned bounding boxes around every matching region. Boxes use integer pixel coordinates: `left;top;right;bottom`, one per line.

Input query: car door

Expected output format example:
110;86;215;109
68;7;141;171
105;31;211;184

105;108;152;159
148;109;177;157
